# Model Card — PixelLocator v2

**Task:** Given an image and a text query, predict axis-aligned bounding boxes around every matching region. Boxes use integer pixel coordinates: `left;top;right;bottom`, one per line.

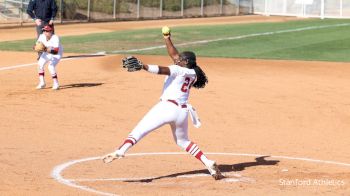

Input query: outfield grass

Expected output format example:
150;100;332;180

1;18;350;62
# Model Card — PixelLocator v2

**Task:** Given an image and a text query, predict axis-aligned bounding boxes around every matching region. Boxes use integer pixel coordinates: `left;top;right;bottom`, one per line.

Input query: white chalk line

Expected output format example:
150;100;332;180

51;156;118;196
51;152;350;196
110;23;350;54
2;22;349;72
0;52;106;71
69;173;211;182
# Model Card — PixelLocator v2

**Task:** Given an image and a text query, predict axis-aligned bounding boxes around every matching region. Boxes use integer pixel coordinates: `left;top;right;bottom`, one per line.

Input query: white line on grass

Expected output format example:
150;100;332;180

110;23;350;54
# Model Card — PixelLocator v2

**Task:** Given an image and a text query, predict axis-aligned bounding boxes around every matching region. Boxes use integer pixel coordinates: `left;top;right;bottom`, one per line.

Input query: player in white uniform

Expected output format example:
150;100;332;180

35;25;63;90
103;33;224;180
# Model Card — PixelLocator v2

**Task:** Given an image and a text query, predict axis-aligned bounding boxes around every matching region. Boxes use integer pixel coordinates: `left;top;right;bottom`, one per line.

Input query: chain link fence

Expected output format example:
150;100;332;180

0;0;29;23
253;0;350;19
0;0;254;26
2;0;350;27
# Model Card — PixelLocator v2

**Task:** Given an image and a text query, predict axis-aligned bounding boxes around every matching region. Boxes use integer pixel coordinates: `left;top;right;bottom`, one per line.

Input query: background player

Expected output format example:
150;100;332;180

27;0;57;38
102;31;224;180
27;0;58;59
35;25;63;90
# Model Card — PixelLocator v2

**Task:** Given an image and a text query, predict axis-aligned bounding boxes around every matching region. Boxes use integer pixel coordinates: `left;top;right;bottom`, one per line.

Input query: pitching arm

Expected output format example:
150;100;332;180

163;35;180;64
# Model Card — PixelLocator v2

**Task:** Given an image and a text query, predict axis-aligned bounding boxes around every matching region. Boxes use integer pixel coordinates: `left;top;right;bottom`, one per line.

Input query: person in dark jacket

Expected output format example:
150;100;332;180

27;0;58;38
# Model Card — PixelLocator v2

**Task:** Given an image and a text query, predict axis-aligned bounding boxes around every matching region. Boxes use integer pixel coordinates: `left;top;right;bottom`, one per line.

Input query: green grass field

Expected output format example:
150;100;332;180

1;18;350;62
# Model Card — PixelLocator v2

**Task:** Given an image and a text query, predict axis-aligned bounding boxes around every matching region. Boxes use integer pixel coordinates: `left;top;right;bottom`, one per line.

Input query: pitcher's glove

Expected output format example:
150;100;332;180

34;41;46;52
122;56;143;72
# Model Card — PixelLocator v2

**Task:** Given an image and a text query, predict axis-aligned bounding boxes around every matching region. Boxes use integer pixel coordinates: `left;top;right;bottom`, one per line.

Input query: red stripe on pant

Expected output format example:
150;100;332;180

186;142;194;152
118;139;134;149
195;151;203;159
128;136;137;144
186;142;203;160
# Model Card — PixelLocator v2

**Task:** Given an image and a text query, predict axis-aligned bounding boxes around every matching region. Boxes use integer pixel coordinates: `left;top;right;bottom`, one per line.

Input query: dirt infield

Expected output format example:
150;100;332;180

1;16;350;195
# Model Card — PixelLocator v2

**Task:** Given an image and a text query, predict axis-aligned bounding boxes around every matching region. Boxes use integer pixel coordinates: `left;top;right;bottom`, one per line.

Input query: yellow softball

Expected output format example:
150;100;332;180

162;26;170;35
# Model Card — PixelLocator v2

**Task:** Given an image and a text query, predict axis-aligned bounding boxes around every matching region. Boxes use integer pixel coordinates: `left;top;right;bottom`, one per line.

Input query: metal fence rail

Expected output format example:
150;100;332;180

252;0;350;19
0;0;254;26
2;0;349;27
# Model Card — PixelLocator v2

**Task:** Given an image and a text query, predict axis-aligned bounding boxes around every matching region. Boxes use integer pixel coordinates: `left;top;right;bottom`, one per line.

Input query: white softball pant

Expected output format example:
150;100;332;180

38;53;61;76
129;100;191;149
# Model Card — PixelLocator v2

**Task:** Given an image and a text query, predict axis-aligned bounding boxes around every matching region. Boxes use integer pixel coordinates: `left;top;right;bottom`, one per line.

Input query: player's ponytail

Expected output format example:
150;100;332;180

179;51;208;88
193;65;208;89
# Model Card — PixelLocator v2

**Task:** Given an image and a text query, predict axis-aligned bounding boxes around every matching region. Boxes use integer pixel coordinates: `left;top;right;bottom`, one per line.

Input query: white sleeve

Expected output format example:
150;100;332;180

169;65;196;78
50;35;60;48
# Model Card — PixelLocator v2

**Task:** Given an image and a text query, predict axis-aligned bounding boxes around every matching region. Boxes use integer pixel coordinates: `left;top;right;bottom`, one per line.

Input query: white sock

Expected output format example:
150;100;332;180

201;155;214;167
53;78;59;85
185;141;213;166
118;136;137;154
39;75;45;84
118;143;132;154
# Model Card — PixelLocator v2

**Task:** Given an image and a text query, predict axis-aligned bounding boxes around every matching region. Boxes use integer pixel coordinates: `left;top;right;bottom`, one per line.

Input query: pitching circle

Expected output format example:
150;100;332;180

52;152;350;196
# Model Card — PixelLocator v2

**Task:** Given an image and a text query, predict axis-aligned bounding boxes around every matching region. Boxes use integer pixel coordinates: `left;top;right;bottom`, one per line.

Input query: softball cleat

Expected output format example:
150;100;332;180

52;83;60;90
36;83;46;89
102;150;125;163
207;161;225;180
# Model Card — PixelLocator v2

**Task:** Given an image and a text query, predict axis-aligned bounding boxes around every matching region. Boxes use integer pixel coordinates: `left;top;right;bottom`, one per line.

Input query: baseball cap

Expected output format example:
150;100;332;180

42;25;53;32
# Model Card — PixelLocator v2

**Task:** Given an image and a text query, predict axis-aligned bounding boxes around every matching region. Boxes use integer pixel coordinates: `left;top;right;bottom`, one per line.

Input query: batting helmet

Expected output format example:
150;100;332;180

179;51;197;68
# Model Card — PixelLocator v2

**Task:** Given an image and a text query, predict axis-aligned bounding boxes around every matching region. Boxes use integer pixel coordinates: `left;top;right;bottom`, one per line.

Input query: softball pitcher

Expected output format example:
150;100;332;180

34;25;62;90
103;32;224;180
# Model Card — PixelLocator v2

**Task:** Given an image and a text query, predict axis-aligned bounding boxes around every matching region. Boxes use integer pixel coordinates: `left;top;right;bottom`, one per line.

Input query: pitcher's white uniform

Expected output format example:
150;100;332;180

103;55;223;179
103;34;224;179
37;33;63;71
129;65;197;149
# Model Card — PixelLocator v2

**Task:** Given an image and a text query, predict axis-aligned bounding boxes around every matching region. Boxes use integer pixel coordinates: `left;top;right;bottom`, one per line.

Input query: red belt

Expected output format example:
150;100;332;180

167;100;187;108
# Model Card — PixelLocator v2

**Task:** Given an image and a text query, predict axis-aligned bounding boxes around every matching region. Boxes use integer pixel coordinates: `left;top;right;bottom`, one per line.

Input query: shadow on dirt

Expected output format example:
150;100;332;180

59;83;103;89
62;54;106;59
123;156;279;183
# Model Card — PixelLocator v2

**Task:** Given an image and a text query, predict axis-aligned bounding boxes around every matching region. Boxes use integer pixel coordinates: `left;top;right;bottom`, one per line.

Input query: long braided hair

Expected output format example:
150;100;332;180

180;51;208;89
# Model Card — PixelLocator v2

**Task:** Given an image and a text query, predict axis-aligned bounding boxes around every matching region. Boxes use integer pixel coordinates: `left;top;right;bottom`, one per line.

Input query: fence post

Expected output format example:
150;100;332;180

250;0;253;13
219;0;223;15
60;0;63;23
201;0;203;16
160;0;162;18
113;0;116;19
87;0;91;21
137;0;140;18
320;0;324;19
20;0;24;26
340;0;343;17
236;0;239;15
264;0;268;16
181;0;184;17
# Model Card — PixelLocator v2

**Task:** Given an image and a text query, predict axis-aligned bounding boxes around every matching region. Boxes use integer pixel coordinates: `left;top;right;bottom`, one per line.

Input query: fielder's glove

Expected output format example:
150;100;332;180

34;41;46;52
122;56;143;72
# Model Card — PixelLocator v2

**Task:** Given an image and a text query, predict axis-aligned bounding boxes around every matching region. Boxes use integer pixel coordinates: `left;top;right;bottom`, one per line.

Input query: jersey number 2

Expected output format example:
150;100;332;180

181;77;191;92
